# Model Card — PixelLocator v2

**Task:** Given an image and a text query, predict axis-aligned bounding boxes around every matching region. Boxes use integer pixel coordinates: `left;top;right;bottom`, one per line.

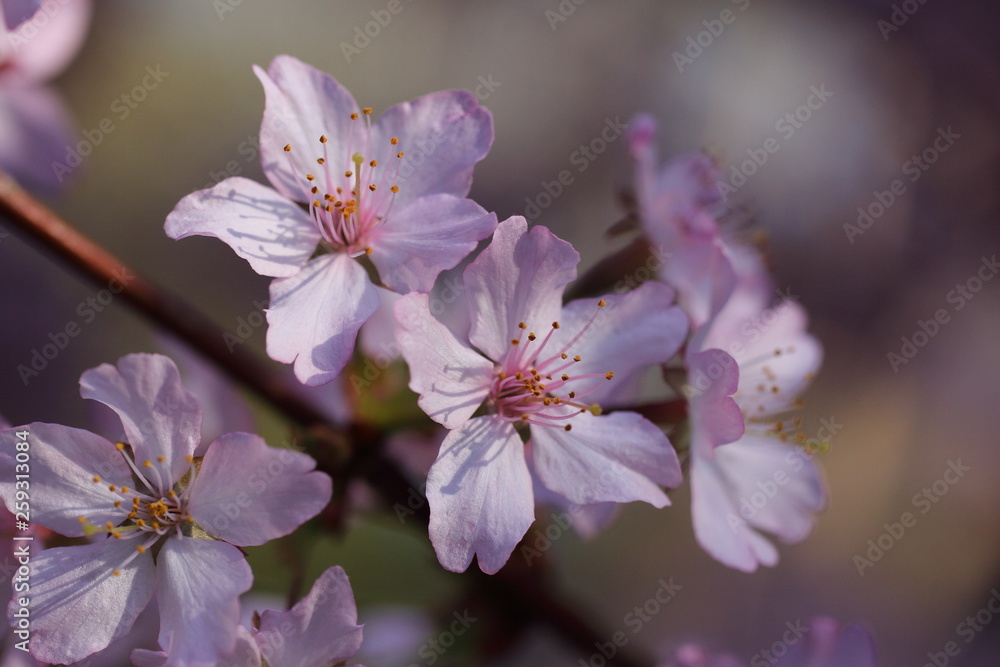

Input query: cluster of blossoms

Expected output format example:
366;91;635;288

0;39;869;665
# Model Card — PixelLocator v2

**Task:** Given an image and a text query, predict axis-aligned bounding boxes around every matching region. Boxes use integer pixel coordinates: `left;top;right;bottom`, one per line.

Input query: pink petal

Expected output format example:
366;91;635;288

0;423;131;536
427;416;534;574
552;280;687;407
686;349;745;459
266;253;380;386
164;177;320;278
530;412;679;507
662;236;736;330
394;293;494;429
464;216;579;361
358;287;402;360
690;436;825;572
0;0;90;82
367;195;496;293
2;0;41;29
79;354;201;493
188;432;331;546
17;540;154;664
256;566;363;667
132;626;263;667
254;55;360;202
155;537;252;667
0;84;76;193
370;89;493;205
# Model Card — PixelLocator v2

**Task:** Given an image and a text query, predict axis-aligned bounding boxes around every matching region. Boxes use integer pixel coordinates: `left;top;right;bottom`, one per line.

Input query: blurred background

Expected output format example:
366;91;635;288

2;0;999;665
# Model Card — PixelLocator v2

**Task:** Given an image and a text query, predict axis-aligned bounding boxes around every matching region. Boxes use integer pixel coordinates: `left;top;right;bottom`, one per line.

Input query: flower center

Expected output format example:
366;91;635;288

78;443;197;576
283;107;403;257
490;299;614;431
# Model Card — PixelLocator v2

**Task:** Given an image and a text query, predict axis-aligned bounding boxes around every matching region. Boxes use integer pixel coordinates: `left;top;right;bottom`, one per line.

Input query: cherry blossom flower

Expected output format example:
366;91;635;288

166;55;496;386
628;114;736;329
395;216;687;573
0;0;90;191
132;566;364;667
0;354;331;666
684;271;825;572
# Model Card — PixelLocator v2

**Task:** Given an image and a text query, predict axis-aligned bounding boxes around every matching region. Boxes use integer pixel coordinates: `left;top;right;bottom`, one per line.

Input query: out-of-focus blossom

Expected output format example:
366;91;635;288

1;0;41;30
660;618;877;667
0;0;90;192
0;354;331;666
396;216;687;573
133;566;364;667
166;55;496;386
629;114;736;329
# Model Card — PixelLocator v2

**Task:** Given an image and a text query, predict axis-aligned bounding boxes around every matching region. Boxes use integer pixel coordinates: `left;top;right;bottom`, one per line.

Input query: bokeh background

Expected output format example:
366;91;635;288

2;1;1000;665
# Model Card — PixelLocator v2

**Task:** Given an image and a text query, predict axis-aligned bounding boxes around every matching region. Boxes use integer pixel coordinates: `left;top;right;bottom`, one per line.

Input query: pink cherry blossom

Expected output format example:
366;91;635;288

0;354;331;666
629;114;736;329
396;216;687;573
0;0;90;191
132;566;364;667
685;270;825;572
166;55;497;386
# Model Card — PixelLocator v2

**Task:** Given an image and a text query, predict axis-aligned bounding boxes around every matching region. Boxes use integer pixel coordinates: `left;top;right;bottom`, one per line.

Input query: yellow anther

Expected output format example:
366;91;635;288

116;442;125;451
320;135;328;143
113;570;121;576
113;532;122;539
77;516;86;523
390;185;399;193
283;144;291;152
605;371;614;380
573;355;581;362
142;461;152;468
528;333;536;341
561;374;569;381
344;171;353;178
106;521;114;529
363;107;373;115
157;456;165;463
185;456;193;463
588;404;603;416
552;321;560;329
136;545;146;554
92;476;101;483
561;353;568;359
397;151;404;158
365;247;373;255
108;485;116;491
350;112;359;120
136;519;146;527
511;339;519;345
168;490;177;498
568;392;576;399
369;184;377;191
114;501;121;508
391;137;399;145
306;174;315;181
121;487;129;493
317;158;325;165
564;424;572;432
597;299;606;307
369;159;378;167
